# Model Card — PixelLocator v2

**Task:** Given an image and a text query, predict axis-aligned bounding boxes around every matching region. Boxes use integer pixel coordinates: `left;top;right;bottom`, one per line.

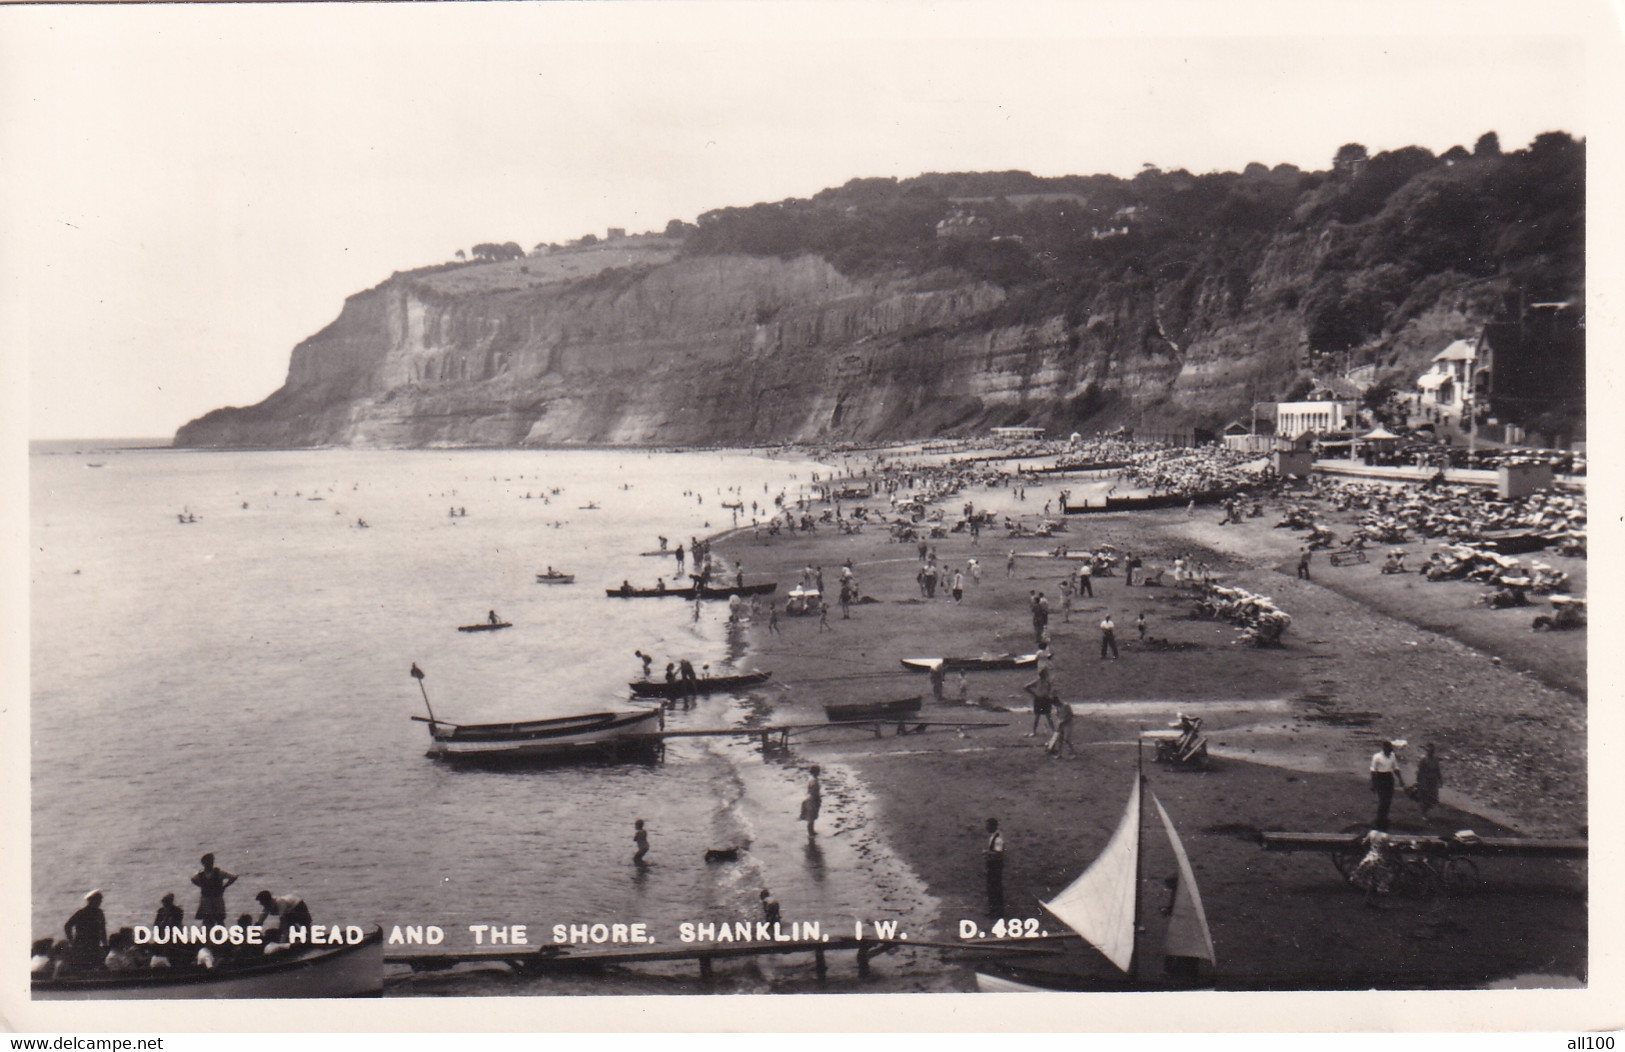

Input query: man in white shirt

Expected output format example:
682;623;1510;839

1369;740;1406;831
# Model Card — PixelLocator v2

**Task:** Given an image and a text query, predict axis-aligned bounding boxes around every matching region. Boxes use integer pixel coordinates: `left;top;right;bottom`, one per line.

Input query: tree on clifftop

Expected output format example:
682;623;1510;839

471;242;526;262
1332;143;1368;175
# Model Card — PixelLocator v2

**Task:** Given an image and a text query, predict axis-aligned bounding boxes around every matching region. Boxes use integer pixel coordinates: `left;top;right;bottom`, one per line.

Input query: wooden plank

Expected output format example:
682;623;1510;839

1260;831;1587;859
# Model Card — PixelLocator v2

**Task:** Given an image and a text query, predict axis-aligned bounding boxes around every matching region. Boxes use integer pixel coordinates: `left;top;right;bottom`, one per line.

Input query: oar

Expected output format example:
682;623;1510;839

410;662;436;725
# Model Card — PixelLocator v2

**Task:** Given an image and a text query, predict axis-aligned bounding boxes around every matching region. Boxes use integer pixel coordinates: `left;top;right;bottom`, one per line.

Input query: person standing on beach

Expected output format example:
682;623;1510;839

1136;612;1147;640
1369;740;1405;831
768;603;780;634
1024;668;1056;737
1047;697;1078;759
1415;743;1444;819
968;558;981;585
799;766;823;838
1007;549;1016;577
1125;551;1140;587
1059;578;1073;622
1297;547;1312;581
983;819;1005;916
1078;557;1093;597
952;569;965;604
818;602;831;632
1099;613;1119;660
632;819;650;866
675;543;685;574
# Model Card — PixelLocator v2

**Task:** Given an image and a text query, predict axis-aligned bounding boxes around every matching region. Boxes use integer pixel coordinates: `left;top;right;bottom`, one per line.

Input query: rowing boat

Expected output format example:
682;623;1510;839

457;622;513;632
607;585;696;598
629;671;772;698
695;582;777;599
825;696;923;723
32;927;384;1000
607;582;777;599
900;653;1038;673
535;572;575;584
416;708;664;763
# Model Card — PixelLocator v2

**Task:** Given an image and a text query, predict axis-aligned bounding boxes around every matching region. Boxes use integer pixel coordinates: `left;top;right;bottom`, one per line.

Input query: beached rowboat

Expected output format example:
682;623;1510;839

629;671;773;697
32;927;384;1000
607;585;697;598
900;653;1038;673
607;582;777;599
416;708;664;762
825;696;923;723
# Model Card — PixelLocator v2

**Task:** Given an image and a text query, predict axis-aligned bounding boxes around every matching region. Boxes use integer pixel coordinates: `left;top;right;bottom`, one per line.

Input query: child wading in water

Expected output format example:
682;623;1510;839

632;819;650;865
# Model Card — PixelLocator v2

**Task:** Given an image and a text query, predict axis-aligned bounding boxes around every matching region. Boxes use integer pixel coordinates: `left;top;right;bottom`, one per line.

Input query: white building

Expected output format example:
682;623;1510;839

1417;339;1483;415
1275;400;1356;438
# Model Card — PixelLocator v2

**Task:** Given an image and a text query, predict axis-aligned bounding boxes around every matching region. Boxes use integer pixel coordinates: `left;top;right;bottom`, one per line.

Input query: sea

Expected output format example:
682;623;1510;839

28;441;960;995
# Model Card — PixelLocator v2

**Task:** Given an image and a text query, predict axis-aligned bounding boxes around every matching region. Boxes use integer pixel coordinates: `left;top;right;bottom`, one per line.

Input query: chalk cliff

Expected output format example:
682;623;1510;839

175;139;1584;448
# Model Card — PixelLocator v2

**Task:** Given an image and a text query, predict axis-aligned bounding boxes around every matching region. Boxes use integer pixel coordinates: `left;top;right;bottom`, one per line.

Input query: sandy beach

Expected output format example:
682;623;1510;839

709;456;1587;988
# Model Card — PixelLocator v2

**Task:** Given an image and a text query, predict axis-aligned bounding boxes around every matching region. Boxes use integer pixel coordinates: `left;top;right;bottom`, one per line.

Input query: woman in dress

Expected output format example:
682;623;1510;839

190;853;237;927
1348;830;1398;907
1414;743;1444;819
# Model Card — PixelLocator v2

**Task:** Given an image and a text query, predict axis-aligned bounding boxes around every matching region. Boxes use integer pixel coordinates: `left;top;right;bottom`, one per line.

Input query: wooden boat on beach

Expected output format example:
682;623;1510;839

1064;489;1238;515
629;671;772;698
32;927;384;1000
900;653;1038;673
607;584;696;598
607;582;776;599
825;696;923;723
535;571;576;584
414;708;664;763
696;581;777;599
457;621;513;632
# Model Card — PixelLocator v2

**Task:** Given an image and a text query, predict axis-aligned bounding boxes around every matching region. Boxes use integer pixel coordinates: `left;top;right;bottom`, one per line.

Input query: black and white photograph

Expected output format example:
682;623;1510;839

4;0;1617;1034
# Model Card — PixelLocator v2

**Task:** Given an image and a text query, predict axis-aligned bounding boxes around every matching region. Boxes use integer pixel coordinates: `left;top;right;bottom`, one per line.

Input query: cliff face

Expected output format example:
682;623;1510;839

175;143;1583;448
163;240;1445;447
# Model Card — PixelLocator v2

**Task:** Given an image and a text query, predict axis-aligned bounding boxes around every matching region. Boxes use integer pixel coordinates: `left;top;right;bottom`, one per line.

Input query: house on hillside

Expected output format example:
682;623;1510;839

1417;339;1478;416
936;208;991;240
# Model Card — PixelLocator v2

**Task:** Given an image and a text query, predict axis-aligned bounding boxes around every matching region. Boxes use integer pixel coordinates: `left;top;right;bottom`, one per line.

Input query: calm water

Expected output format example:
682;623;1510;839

31;444;951;994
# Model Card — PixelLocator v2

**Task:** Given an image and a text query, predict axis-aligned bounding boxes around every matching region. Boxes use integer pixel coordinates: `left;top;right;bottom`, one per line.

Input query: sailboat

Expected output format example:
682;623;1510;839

974;759;1216;991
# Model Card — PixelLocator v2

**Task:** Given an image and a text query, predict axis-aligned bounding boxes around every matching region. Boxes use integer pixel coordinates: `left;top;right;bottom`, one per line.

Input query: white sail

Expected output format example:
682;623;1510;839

1041;777;1140;972
1153;793;1216;963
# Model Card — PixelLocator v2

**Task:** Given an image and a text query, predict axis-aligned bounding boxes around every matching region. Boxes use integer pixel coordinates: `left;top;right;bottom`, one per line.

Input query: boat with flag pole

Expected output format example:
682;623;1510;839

974;742;1216;991
406;663;663;764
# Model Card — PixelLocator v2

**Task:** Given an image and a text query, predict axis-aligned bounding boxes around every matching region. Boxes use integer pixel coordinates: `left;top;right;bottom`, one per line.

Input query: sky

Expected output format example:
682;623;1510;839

0;0;1608;440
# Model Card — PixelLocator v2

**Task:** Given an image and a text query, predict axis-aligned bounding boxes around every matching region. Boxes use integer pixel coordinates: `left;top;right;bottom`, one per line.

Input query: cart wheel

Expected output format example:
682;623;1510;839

1331;828;1366;880
1395;856;1439;900
1441;857;1480;896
